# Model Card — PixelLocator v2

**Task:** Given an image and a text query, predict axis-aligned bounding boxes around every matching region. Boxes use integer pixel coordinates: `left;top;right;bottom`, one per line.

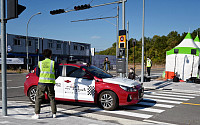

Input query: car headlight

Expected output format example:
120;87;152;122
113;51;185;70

119;85;137;92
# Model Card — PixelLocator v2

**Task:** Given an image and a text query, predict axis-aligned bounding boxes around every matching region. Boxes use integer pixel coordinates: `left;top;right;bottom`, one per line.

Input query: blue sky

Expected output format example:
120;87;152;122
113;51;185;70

1;0;200;51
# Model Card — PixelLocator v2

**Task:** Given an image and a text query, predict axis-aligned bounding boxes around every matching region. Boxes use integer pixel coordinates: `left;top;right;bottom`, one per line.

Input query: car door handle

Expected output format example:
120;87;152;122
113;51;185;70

64;80;71;83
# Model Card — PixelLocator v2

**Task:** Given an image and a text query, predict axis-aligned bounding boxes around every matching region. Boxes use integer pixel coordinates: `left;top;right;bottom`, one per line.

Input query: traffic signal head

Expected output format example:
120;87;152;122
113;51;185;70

50;9;65;15
7;0;26;20
74;4;91;11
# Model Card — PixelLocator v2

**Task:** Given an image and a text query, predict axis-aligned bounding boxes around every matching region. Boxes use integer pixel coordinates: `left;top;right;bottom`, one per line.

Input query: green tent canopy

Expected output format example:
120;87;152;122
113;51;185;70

167;33;199;56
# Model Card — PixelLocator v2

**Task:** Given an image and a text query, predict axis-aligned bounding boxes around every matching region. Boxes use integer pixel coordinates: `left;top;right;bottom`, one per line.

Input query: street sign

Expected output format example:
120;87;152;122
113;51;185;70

7;45;12;52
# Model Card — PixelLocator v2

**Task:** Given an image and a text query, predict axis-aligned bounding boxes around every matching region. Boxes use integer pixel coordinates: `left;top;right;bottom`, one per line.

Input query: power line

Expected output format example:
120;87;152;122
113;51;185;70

64;0;84;10
71;16;117;22
89;0;94;4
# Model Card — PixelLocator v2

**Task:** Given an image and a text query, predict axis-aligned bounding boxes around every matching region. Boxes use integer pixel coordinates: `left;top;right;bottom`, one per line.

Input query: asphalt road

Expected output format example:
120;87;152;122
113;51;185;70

1;73;200;125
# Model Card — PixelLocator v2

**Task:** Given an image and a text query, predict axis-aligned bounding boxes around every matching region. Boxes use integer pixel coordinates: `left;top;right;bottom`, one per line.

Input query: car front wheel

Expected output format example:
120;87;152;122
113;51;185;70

28;86;37;103
99;91;118;110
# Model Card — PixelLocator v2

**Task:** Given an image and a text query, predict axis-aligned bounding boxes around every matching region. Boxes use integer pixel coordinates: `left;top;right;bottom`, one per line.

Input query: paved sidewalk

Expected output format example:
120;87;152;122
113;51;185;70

142;79;200;94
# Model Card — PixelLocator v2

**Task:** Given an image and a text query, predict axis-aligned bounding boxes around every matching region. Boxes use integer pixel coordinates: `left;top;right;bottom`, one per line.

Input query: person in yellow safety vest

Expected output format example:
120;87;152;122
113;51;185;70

147;57;152;76
32;49;60;119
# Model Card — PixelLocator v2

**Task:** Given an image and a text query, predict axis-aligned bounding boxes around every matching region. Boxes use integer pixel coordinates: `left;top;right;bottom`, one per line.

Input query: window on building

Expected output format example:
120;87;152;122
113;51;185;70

48;42;53;48
14;39;21;45
80;46;85;51
74;45;78;50
56;43;61;49
28;40;32;46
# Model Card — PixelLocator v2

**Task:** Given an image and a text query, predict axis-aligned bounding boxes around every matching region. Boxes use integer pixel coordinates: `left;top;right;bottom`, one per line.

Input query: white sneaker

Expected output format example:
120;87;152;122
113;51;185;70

52;114;56;118
32;114;39;119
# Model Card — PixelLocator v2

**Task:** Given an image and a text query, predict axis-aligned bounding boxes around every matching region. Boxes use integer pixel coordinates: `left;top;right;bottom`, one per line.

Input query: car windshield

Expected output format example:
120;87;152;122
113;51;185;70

82;65;113;79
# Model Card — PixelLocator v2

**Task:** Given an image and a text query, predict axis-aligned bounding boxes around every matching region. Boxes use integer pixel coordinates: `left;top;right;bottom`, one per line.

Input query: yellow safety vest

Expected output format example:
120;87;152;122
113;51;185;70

38;58;55;84
147;59;151;67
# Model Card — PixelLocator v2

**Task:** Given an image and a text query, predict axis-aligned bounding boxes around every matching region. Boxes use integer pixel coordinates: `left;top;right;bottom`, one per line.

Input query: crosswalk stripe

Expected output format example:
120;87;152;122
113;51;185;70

126;106;165;113
144;94;189;101
90;108;153;119
165;89;200;94
143;119;177;125
59;109;152;124
143;98;182;104
154;91;199;96
138;101;175;108
148;92;195;99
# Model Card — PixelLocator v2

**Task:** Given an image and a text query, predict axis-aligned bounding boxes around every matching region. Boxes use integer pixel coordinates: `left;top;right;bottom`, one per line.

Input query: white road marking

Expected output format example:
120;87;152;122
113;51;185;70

138;101;174;108
126;106;165;113
154;91;199;96
164;89;200;94
144;95;189;101
143;119;177;125
149;92;195;98
0;80;12;82
0;86;24;89
90;108;153;119
59;109;152;125
143;98;182;104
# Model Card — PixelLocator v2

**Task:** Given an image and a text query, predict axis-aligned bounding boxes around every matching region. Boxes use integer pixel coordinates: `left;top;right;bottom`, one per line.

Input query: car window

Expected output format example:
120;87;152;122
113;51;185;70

82;65;113;78
68;67;86;78
66;66;78;76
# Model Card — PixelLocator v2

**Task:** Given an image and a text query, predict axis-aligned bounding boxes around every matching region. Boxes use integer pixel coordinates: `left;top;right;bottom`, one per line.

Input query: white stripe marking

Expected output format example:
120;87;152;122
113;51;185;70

127;106;165;113
143;98;182;104
155;91;199;96
0;86;24;89
144;95;189;101
143;119;177;125
90;108;153;119
149;92;195;99
0;80;12;82
164;89;200;94
138;101;174;108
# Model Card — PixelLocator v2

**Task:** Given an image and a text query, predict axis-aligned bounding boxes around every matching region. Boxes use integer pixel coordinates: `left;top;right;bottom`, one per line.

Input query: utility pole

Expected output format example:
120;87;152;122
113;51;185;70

38;37;40;62
116;5;119;58
1;0;7;116
120;0;126;78
122;0;125;30
126;21;129;77
141;0;145;83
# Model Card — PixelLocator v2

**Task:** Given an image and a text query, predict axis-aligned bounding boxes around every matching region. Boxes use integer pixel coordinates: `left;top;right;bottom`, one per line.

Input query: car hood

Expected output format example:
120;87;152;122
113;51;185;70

102;77;141;87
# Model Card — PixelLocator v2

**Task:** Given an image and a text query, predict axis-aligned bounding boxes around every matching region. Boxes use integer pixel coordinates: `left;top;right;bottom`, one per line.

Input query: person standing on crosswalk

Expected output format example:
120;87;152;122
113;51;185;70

147;57;152;76
32;49;59;119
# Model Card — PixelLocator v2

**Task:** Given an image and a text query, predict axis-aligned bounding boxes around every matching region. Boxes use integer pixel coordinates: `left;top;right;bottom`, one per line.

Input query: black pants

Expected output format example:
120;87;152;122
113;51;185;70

147;67;151;76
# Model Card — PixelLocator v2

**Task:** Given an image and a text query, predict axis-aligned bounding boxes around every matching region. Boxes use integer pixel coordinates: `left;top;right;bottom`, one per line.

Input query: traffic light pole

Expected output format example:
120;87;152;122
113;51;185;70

1;0;7;116
141;0;145;83
126;21;129;77
120;0;126;78
116;5;119;58
52;0;123;14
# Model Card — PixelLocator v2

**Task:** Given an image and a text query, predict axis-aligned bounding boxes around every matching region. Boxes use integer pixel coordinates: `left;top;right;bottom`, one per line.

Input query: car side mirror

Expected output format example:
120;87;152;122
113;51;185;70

83;74;93;80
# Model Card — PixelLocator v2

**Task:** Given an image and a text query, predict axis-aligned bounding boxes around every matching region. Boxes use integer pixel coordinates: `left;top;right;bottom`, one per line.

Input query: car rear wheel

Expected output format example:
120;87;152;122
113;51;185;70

99;91;118;110
28;86;37;103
